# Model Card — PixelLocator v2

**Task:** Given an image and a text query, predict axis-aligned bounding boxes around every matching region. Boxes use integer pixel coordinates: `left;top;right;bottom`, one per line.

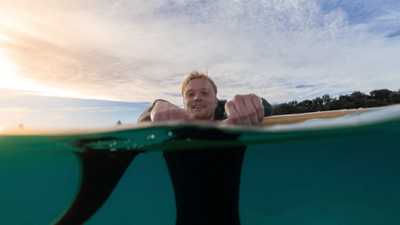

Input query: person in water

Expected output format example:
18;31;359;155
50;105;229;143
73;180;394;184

138;71;273;225
138;71;272;124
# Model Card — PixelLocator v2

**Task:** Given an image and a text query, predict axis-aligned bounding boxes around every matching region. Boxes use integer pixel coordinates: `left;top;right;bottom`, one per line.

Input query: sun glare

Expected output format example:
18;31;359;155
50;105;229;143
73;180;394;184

0;55;101;99
0;33;10;41
0;56;35;91
0;55;19;85
0;56;60;94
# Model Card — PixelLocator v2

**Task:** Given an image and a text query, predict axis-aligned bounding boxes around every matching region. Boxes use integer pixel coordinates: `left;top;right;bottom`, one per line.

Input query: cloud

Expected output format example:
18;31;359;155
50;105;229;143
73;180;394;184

0;0;399;105
164;92;182;97
49;106;141;113
0;104;142;128
0;106;139;113
0;107;30;113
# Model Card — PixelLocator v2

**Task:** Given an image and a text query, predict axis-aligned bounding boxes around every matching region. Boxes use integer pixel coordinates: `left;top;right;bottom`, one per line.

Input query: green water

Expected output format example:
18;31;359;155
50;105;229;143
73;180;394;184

1;114;400;224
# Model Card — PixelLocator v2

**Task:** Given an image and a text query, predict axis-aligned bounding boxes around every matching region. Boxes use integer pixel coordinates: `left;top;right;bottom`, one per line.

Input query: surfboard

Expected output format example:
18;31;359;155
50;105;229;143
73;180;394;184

0;105;399;224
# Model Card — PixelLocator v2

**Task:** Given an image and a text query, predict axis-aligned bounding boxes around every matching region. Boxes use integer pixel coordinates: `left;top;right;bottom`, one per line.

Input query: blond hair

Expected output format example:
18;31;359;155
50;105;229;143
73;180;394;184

181;71;218;97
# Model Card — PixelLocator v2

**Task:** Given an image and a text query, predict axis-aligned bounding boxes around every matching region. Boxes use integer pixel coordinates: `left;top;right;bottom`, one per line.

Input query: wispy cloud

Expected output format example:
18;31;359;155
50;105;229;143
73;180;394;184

0;106;139;113
164;92;182;97
51;106;141;112
0;88;148;127
0;107;29;113
0;0;399;105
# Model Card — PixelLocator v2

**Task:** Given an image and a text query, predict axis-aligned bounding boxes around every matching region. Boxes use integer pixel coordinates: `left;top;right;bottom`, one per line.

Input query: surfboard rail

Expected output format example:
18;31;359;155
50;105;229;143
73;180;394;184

261;108;374;125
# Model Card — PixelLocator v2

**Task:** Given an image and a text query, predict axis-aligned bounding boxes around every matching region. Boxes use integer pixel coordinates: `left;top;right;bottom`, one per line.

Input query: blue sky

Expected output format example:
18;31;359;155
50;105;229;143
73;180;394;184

0;88;151;128
0;0;399;128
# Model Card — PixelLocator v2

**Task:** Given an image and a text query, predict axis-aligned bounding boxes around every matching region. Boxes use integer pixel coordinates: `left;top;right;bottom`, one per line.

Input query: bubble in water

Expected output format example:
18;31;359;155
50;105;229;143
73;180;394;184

168;131;173;136
109;144;113;147
151;134;155;139
110;148;117;151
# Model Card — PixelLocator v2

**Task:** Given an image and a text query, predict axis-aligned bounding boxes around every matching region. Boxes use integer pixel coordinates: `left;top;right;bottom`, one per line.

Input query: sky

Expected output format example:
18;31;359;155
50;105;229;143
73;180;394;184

0;0;399;129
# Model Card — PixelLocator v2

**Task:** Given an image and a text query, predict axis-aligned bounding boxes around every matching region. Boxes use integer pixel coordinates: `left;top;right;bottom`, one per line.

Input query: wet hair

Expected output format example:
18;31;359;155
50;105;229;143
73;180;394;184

181;71;218;97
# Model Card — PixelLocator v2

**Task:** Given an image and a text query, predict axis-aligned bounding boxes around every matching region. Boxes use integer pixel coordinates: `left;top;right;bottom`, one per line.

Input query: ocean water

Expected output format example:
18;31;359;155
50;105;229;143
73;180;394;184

1;106;400;224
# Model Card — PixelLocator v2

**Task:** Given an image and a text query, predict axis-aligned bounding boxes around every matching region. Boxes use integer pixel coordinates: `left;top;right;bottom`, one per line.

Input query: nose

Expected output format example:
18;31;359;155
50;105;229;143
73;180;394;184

194;92;201;101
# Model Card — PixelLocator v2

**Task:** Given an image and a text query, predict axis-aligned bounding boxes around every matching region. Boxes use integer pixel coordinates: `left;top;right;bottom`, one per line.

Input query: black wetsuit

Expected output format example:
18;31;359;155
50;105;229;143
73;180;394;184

138;99;273;225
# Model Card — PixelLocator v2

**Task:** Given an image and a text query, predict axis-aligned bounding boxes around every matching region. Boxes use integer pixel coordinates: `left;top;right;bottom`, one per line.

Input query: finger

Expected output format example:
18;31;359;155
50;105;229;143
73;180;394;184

243;97;260;125
171;109;191;121
185;110;194;121
169;114;181;121
152;112;167;122
162;113;170;121
251;95;264;123
151;112;161;122
234;98;252;125
180;110;192;121
225;101;243;124
169;110;181;120
170;113;185;121
223;118;234;125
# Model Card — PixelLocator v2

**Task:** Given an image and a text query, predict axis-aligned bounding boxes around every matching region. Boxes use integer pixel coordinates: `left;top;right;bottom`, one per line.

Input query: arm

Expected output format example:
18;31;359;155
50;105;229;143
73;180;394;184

137;99;192;123
137;100;166;123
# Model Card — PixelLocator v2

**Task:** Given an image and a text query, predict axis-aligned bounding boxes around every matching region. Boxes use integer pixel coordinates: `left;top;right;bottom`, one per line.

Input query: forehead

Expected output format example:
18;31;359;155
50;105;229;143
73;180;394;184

185;78;213;91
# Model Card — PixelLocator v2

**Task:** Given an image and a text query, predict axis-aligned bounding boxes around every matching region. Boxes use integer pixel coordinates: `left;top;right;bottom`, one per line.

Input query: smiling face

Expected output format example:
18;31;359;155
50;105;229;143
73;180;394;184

183;78;218;121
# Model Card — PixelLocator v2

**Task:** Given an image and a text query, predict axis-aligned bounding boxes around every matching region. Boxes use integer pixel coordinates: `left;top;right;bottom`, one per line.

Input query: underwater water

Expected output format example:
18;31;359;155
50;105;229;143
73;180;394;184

1;106;400;224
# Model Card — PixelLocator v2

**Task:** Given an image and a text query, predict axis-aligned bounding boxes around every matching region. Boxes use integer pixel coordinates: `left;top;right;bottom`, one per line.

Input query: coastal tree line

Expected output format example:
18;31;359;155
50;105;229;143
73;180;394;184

273;89;400;115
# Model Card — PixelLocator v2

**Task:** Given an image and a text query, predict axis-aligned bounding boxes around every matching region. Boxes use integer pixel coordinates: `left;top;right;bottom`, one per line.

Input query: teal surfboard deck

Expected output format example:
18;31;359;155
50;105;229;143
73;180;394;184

1;105;400;224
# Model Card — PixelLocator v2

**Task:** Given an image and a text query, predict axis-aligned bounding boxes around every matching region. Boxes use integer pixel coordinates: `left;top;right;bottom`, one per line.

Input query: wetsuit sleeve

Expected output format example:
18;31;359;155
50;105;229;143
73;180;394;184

137;99;169;123
262;97;274;117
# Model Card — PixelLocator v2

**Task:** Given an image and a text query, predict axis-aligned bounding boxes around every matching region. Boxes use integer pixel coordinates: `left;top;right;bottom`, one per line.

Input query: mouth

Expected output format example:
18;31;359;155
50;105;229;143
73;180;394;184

192;105;206;109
